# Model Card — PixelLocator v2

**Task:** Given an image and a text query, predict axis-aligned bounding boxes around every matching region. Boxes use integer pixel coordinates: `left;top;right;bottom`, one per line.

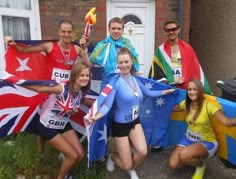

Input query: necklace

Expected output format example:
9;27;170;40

123;76;139;97
59;45;71;66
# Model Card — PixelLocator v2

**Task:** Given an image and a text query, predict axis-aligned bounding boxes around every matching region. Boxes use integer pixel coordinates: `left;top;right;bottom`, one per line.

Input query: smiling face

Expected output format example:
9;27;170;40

118;53;133;76
58;23;75;44
164;23;180;42
109;22;124;41
75;68;90;89
187;81;199;101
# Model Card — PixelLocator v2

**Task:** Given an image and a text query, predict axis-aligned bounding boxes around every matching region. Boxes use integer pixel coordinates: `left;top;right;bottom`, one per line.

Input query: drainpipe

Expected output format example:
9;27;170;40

179;0;184;39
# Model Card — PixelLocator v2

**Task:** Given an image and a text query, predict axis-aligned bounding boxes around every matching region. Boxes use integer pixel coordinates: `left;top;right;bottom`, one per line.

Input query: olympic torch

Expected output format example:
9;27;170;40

82;7;96;49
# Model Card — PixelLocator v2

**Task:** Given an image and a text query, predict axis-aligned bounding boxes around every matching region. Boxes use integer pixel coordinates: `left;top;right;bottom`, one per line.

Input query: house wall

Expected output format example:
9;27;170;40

191;0;236;96
39;0;107;43
155;0;191;48
39;0;191;49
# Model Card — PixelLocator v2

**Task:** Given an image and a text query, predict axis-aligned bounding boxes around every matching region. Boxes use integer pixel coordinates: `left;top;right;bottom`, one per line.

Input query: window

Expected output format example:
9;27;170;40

0;0;41;69
122;15;142;24
0;0;31;10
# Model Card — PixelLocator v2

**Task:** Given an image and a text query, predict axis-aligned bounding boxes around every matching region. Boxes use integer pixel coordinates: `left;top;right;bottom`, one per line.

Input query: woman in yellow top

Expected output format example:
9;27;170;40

169;79;236;179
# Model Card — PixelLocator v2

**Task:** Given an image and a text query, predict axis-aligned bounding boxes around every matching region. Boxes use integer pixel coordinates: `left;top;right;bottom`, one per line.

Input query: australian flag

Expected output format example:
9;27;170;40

85;75;179;167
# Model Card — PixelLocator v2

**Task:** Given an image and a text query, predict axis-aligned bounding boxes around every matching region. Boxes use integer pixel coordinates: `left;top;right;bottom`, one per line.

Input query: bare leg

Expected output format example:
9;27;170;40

169;143;208;170
112;136;133;171
168;146;185;170
37;136;45;155
178;143;208;166
48;130;84;179
111;123;147;171
128;124;147;170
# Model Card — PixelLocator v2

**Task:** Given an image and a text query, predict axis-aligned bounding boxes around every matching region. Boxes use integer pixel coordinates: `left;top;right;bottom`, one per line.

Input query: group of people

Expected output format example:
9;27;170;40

2;17;236;179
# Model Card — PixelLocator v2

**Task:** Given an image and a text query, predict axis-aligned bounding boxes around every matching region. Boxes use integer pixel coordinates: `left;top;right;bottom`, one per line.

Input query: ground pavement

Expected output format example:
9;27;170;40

106;143;236;179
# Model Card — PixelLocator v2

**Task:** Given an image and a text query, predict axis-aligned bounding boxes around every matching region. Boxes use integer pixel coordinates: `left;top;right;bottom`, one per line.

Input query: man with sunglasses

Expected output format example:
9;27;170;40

148;19;212;152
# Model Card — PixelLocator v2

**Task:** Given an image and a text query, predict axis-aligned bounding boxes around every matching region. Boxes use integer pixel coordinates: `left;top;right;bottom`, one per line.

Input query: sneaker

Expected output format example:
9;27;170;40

58;152;65;161
64;174;74;179
128;170;139;179
131;147;136;155
150;146;163;152
192;165;206;179
106;153;115;172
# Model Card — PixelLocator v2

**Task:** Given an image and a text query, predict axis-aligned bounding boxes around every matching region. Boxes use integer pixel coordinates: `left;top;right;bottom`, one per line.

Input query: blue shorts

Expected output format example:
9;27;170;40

178;135;218;157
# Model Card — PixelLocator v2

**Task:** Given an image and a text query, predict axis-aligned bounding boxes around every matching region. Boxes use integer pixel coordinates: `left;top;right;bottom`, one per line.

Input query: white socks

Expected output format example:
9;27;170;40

106;153;139;179
106;153;115;172
128;170;139;179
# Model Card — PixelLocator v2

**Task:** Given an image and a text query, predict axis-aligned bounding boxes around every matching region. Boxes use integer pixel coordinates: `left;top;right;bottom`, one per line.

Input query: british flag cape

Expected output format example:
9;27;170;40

0;41;97;139
0;73;57;138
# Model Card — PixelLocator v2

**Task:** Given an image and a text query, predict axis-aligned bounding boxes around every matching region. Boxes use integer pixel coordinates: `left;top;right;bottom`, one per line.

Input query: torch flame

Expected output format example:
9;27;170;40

85;7;96;25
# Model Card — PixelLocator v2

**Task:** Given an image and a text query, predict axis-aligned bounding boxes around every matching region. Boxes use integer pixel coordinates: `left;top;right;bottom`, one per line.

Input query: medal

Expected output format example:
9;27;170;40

59;45;71;67
123;76;139;97
134;92;139;97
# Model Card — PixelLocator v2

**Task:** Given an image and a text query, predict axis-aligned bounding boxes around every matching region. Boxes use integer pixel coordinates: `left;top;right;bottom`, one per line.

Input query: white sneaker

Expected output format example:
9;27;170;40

131;147;136;155
106;153;115;172
58;152;65;161
128;170;139;179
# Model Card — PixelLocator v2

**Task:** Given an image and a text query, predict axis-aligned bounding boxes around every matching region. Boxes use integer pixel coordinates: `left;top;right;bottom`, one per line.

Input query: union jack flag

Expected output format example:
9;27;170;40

52;93;80;118
0;80;47;138
1;41;99;140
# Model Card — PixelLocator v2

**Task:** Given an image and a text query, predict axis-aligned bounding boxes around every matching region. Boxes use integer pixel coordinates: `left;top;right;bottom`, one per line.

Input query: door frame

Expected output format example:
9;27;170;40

106;0;156;77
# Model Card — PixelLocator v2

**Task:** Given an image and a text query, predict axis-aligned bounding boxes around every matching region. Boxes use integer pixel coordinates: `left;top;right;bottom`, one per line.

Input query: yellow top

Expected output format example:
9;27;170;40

180;99;221;142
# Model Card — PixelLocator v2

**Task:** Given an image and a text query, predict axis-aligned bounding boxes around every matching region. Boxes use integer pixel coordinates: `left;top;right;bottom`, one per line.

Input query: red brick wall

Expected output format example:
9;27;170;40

155;0;191;49
39;0;190;48
39;0;106;43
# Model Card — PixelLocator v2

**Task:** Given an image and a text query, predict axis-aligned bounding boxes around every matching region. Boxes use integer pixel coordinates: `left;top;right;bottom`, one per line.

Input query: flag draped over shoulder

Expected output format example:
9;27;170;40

89;36;139;76
1;41;99;139
149;39;212;94
0;41;49;138
85;75;178;166
0;72;57;138
85;75;119;167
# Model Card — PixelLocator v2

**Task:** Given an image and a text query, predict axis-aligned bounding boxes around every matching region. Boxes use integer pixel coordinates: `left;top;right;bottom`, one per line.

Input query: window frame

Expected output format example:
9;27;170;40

0;0;41;69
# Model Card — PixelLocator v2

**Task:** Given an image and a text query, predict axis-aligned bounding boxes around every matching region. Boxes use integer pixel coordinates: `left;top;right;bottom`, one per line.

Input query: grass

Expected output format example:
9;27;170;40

0;133;106;179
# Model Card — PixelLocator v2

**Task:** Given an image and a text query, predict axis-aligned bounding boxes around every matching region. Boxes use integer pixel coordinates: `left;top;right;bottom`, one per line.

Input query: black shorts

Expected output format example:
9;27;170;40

112;118;141;137
37;121;73;140
25;113;73;140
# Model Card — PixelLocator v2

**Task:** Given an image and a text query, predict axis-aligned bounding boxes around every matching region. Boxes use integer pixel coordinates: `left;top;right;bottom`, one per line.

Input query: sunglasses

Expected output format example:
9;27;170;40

164;27;179;33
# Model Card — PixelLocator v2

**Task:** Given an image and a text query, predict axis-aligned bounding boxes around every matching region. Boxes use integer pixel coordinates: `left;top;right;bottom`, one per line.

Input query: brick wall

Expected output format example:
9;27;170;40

39;0;190;48
155;0;191;49
39;0;106;44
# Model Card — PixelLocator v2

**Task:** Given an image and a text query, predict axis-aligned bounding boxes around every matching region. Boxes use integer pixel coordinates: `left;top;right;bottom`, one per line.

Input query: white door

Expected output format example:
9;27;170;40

107;0;155;77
